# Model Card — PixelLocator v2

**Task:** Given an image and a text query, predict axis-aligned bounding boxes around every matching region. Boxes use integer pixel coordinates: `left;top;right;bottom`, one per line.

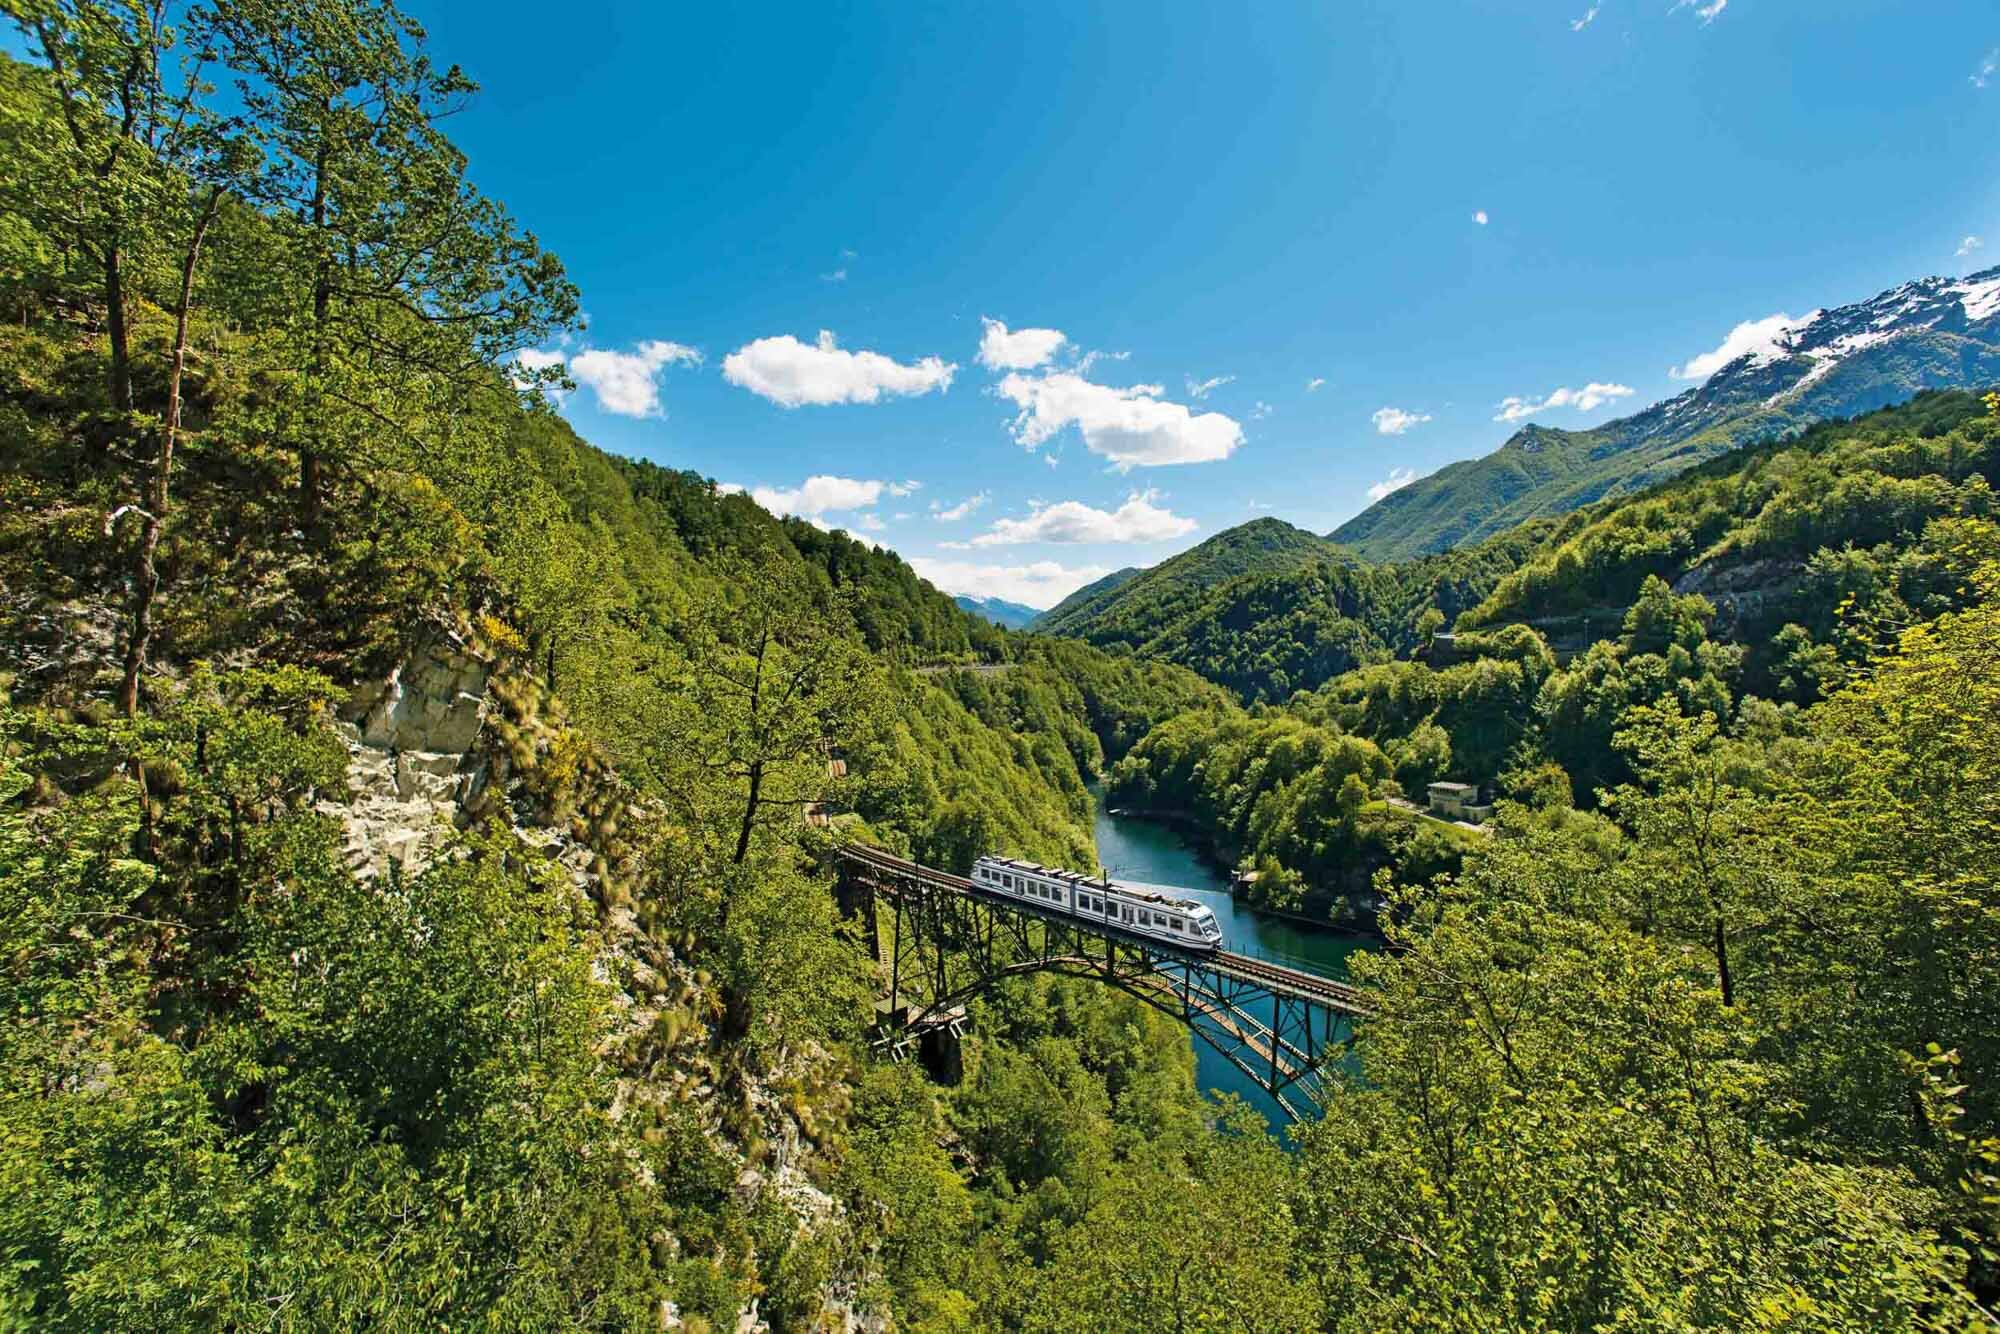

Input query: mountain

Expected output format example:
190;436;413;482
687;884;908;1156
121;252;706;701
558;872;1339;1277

1028;566;1143;630
1029;518;1342;645
1331;266;2000;562
1032;517;1556;700
954;593;1042;629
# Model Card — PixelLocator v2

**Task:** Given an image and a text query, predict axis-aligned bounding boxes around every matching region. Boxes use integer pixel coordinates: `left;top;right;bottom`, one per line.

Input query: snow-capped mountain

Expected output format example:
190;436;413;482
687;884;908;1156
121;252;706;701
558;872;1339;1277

953;594;1043;630
1331;266;2000;561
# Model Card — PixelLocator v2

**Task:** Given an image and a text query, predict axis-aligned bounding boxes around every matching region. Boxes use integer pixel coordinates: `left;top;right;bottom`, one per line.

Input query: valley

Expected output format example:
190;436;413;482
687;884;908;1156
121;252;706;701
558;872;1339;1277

3;3;1998;1330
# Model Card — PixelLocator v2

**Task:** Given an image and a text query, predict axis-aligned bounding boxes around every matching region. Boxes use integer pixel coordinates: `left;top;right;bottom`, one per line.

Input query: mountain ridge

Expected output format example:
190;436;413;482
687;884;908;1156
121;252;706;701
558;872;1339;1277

953;593;1042;629
1030;518;1342;644
1330;265;2000;561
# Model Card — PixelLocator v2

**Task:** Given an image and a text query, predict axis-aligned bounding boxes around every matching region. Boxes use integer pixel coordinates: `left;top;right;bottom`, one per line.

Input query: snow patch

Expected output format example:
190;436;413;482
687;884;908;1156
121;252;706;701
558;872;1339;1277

1959;275;2000;323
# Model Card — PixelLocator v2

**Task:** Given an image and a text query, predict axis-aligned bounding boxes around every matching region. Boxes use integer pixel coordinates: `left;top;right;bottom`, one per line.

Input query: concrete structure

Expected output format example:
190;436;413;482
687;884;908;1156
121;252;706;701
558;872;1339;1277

1428;781;1494;823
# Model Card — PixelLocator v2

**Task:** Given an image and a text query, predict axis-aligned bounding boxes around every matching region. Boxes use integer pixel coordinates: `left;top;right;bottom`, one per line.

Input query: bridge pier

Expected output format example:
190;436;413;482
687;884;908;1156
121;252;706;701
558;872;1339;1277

918;1019;965;1085
873;995;968;1085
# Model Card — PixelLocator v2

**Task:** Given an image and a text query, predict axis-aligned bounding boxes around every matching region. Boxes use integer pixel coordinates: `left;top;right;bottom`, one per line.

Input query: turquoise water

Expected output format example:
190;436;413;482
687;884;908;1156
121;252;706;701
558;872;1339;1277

1088;784;1368;1132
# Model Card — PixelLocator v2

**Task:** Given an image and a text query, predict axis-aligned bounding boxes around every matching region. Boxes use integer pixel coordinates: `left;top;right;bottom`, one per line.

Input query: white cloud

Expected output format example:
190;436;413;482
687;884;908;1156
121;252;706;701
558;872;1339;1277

1306;376;1327;392
722;330;956;407
1978;50;1999;89
1571;4;1600;30
1251;400;1274;420
1671;0;1726;22
1472;210;1489;226
515;347;566;376
1959;235;1985;258
511;347;569;398
995;371;1244;469
909;557;1115;610
820;267;847;283
977;318;1068;371
888;480;922;496
1074;348;1130;375
538;339;701;417
966;491;1197;547
932;491;990;521
1492;381;1636;423
854;513;884;532
1372;406;1432;435
1670;311;1816;380
738;475;906;518
1185;373;1235;399
1367;468;1420;502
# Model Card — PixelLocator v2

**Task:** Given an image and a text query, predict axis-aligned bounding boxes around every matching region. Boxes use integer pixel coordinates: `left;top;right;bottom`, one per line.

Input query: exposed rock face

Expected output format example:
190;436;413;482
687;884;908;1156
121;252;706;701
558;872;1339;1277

1672;556;1805;637
320;628;869;1328
325;629;495;880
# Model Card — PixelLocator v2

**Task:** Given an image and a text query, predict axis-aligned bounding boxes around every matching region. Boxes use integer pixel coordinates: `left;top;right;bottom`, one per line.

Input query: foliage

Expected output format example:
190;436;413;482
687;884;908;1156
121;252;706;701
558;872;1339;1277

0;677;669;1328
1033;516;1556;702
1294;826;1983;1329
4;3;2000;1325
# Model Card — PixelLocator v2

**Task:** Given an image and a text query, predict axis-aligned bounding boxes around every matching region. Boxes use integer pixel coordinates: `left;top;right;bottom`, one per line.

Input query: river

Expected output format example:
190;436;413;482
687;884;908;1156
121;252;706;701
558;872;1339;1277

1089;783;1368;1133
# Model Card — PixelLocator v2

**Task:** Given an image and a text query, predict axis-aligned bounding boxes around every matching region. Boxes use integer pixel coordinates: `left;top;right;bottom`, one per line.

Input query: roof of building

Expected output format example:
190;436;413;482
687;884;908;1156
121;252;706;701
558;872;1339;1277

1428;781;1479;795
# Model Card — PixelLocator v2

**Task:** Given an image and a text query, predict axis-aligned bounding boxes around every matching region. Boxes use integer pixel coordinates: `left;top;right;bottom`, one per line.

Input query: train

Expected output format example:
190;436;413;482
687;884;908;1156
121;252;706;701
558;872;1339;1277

970;854;1223;951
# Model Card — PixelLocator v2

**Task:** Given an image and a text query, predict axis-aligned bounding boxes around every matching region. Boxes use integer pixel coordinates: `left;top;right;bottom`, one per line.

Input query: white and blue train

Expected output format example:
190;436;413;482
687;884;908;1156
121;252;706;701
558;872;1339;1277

971;855;1223;951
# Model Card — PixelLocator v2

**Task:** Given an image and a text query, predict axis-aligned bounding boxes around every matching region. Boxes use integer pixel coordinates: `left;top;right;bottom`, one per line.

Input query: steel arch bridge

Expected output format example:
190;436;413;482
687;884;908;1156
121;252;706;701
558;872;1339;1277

833;843;1369;1121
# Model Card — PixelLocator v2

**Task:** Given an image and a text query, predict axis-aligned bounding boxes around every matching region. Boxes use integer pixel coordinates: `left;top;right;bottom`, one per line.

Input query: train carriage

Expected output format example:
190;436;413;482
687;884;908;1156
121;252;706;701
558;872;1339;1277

970;855;1223;951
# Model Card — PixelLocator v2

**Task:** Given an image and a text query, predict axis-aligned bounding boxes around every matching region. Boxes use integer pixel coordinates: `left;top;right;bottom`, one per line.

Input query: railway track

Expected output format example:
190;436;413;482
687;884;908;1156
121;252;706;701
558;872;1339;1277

836;842;1369;1016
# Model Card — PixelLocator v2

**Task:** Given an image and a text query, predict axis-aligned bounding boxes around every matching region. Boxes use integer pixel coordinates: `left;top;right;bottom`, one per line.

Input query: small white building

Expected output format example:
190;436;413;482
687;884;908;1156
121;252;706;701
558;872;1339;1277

1428;781;1493;822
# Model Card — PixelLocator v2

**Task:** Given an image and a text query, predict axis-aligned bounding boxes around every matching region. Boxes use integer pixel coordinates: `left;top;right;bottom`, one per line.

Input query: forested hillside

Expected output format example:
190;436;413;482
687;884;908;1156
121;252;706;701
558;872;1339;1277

0;15;1250;1327
1030;517;1339;641
1329;267;2000;561
1111;391;2000;886
4;3;1999;1330
1037;517;1556;701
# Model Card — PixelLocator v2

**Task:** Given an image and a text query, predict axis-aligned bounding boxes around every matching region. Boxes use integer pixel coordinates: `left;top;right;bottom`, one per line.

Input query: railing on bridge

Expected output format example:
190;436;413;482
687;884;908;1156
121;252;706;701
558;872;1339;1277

831;843;1368;1121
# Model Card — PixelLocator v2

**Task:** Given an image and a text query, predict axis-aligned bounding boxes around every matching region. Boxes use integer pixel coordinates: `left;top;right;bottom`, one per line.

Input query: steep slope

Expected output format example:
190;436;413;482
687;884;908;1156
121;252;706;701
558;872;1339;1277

1032;514;1557;701
1028;566;1143;630
1332;266;2000;561
954;593;1042;629
1031;518;1341;645
1453;387;2000;664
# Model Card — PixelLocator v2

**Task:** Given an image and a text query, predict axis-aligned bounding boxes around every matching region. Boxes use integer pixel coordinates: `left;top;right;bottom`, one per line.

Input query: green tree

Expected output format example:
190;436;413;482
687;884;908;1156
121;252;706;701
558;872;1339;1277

1607;699;1778;1007
1293;830;1981;1329
3;0;181;415
204;0;577;524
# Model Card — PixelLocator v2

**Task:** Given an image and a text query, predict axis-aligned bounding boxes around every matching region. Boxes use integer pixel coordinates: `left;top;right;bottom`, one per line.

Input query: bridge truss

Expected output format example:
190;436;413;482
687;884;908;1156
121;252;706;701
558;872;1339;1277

834;844;1369;1121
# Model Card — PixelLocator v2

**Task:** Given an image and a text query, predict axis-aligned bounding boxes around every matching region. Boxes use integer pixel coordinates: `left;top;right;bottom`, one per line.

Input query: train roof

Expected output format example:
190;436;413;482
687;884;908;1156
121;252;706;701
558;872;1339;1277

974;855;1211;913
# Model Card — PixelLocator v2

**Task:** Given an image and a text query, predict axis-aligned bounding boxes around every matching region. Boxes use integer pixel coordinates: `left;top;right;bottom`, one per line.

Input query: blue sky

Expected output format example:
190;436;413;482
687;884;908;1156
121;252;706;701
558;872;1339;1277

423;2;1993;605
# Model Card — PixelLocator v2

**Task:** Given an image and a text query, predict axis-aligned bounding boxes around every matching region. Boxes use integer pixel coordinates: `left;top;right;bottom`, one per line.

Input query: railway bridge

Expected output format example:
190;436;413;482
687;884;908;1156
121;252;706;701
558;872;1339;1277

832;843;1369;1121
